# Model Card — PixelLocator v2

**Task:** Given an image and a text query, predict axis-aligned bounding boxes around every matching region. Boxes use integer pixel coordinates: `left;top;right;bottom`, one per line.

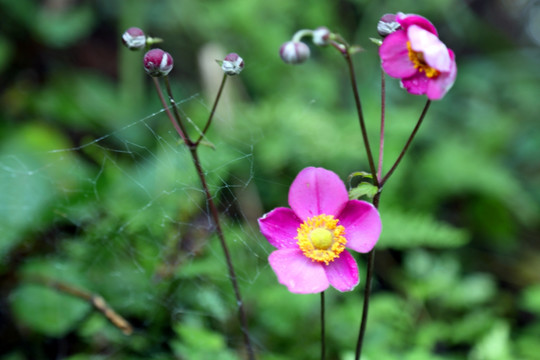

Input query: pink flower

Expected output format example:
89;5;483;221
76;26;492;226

258;167;382;294
379;13;457;100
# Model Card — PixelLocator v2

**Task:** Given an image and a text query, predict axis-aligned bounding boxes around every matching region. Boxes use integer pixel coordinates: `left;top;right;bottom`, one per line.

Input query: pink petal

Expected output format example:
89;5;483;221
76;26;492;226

258;207;302;249
269;248;329;294
288;167;348;220
324;251;359;292
408;25;451;72
426;50;457;100
396;13;438;35
380;30;417;79
401;71;429;95
338;200;382;253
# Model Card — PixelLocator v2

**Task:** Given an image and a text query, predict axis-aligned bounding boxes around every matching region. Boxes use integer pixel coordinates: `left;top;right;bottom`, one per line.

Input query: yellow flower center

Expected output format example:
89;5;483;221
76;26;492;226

407;41;440;78
296;214;347;265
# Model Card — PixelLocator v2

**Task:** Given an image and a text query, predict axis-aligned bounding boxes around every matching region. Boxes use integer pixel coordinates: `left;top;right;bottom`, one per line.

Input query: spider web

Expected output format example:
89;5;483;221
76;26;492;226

0;88;277;358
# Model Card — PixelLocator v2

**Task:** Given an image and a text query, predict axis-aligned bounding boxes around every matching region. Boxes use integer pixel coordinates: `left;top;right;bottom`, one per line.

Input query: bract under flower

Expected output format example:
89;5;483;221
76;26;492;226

258;167;382;294
379;13;457;100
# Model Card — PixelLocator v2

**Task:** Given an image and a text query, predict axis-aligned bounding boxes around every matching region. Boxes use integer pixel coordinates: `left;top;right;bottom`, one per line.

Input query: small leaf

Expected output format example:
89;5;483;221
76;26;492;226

349;182;378;200
369;37;383;46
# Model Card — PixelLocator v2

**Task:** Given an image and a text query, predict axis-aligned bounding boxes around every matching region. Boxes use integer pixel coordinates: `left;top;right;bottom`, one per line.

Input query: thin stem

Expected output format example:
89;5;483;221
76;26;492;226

195;73;228;146
152;77;191;145
163;76;193;146
320;291;326;360
377;69;386;182
354;249;375;360
152;75;255;359
189;148;255;360
29;276;133;335
343;51;379;187
380;99;432;187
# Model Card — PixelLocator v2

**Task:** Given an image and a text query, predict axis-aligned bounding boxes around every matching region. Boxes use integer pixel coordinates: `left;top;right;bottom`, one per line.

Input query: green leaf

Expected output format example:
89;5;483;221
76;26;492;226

377;208;469;249
470;322;512;360
349;181;378;200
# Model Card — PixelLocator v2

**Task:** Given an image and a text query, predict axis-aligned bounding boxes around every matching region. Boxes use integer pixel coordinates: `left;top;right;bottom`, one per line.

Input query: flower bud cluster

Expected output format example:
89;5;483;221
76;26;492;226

122;27;244;78
279;26;335;65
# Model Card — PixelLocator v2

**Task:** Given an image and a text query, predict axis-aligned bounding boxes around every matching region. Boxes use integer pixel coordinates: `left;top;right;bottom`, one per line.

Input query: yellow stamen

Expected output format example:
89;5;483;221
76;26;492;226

407;41;440;78
296;214;346;265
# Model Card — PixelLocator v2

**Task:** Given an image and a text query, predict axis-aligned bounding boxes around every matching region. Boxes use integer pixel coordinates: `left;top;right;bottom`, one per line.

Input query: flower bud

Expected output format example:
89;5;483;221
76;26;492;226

221;53;244;75
377;14;401;37
279;41;310;64
143;48;174;77
312;26;331;46
122;27;146;50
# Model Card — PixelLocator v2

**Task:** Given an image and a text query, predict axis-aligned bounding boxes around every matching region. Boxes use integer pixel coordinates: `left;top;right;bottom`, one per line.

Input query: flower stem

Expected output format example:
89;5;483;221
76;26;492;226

189;147;256;360
380;99;431;187
163;76;193;146
195;73;228;146
354;249;375;360
152;77;190;145
152;76;255;360
321;291;326;360
343;50;379;188
377;69;386;182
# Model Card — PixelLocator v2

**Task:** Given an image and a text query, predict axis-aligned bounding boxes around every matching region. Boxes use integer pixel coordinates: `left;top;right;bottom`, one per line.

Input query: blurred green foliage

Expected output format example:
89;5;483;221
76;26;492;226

1;0;539;359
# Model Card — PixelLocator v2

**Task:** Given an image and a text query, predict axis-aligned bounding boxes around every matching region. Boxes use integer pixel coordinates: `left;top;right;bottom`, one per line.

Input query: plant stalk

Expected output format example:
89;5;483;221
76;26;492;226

380;99;431;187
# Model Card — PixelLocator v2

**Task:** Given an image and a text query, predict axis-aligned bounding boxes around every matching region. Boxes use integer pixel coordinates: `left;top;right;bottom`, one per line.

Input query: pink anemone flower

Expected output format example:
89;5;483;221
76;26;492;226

379;13;457;100
258;167;382;294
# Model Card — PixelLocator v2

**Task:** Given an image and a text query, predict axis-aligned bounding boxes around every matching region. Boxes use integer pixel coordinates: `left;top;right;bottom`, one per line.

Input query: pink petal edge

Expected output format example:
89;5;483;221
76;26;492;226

407;25;451;72
258;207;302;249
269;249;329;294
401;71;430;95
396;12;438;35
426;49;457;100
380;30;417;79
288;167;348;220
324;251;359;292
338;200;382;253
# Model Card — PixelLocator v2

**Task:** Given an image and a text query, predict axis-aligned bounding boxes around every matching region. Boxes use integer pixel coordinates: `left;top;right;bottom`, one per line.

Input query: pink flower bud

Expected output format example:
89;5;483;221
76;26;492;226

143;48;174;77
313;26;331;46
279;41;310;64
221;53;244;75
377;14;401;37
122;27;146;50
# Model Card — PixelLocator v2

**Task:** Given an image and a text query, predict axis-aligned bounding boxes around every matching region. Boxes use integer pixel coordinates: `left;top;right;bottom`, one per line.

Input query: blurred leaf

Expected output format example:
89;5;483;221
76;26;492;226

520;284;540;315
171;317;240;360
11;259;91;337
35;5;95;47
377;208;469;249
469;321;512;360
0;124;91;259
0;36;13;73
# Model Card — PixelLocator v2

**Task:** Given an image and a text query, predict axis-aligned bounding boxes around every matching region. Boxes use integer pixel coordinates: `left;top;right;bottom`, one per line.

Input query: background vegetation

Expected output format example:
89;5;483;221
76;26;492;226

1;0;539;359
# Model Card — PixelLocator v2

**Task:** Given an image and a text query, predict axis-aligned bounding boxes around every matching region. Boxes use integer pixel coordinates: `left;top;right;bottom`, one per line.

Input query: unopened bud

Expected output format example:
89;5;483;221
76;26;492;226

377;14;400;37
143;48;173;77
221;53;244;75
279;41;310;64
313;27;331;46
122;27;146;50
